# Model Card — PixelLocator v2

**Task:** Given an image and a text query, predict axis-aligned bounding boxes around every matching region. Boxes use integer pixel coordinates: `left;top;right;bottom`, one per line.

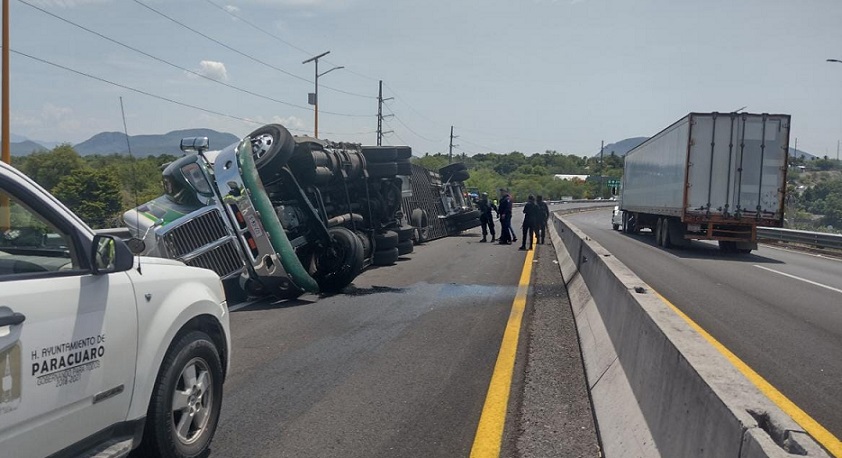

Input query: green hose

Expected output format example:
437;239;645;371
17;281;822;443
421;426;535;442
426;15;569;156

237;140;320;293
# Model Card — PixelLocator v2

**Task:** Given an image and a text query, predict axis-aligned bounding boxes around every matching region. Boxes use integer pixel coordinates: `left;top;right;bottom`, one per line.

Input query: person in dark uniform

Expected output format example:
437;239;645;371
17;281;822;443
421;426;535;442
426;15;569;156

519;195;538;250
497;189;513;245
476;192;498;242
536;195;550;244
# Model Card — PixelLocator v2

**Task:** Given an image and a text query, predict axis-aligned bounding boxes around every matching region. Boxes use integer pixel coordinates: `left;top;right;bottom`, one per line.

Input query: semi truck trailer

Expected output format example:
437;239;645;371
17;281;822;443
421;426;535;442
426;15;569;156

616;112;790;253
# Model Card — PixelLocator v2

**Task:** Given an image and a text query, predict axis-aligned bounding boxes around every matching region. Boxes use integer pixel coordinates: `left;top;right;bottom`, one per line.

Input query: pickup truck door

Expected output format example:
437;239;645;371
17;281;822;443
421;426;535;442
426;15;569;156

0;183;139;457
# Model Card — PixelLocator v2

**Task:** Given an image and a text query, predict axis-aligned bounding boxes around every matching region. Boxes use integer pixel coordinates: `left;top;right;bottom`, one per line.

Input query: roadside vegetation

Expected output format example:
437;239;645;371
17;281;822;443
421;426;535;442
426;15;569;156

8;144;841;234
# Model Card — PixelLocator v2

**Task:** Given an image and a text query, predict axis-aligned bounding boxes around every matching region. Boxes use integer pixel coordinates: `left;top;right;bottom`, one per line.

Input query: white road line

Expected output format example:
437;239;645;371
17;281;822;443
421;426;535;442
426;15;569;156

754;265;842;295
228;300;259;312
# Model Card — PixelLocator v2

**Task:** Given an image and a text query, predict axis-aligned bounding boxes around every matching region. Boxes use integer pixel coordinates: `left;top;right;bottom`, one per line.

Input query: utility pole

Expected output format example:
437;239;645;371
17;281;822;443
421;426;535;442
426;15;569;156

302;51;342;138
600;140;604;198
376;80;393;146
1;0;10;231
449;126;459;163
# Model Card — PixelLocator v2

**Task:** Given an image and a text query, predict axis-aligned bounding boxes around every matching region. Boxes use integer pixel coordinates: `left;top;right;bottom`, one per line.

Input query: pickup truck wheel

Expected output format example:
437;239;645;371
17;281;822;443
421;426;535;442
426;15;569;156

314;227;364;293
249;124;295;182
140;331;223;458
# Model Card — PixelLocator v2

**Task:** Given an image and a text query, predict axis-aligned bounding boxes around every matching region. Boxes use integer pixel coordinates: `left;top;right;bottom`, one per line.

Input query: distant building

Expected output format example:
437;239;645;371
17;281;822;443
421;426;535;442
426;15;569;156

553;174;589;181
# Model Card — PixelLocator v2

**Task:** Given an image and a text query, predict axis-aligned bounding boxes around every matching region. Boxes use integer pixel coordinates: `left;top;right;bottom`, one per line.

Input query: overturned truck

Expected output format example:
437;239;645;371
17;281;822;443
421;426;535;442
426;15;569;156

125;124;428;299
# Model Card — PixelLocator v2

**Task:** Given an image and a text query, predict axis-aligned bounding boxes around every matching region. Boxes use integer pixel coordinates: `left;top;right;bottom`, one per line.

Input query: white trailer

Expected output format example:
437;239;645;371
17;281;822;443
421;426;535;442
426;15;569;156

617;112;790;253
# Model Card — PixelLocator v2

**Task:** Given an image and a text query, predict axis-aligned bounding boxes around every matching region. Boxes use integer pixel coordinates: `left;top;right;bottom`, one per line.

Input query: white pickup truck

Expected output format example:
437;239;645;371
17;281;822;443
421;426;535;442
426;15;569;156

0;161;231;458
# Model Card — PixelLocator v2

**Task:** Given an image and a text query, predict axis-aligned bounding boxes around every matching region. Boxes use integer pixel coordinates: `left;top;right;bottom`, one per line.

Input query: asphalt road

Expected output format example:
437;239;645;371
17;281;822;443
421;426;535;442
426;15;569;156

565;208;842;440
208;206;598;458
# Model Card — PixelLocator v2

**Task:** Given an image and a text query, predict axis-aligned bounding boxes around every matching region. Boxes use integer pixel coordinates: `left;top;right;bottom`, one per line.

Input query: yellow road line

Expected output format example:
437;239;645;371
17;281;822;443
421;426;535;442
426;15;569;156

470;238;535;458
654;291;842;457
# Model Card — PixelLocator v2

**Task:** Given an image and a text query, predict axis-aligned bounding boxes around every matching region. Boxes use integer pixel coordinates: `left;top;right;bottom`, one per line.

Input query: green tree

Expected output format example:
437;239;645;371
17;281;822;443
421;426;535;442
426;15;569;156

52;168;124;228
18;144;86;192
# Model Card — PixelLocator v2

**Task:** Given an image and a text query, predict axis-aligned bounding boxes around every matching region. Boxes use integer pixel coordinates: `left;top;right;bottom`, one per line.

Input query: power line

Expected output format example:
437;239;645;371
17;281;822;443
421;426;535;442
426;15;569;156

132;0;373;117
383;106;441;143
18;0;315;113
11;48;266;126
200;0;376;99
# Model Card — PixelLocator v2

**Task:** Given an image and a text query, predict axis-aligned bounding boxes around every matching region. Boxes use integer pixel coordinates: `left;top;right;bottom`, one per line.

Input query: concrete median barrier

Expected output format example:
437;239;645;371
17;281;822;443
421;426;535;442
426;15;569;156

548;212;830;457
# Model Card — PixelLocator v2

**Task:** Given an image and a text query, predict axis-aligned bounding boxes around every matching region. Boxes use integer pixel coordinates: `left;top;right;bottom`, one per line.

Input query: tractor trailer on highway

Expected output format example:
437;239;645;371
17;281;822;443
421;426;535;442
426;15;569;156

615;112;790;253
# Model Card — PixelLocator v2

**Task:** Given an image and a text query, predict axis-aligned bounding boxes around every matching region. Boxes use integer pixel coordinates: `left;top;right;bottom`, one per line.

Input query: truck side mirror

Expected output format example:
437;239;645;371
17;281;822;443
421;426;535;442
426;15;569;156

91;234;134;275
180;137;210;154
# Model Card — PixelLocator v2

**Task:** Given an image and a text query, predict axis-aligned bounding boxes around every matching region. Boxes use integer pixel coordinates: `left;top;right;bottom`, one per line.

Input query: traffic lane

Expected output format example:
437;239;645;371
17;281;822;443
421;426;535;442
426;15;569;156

212;221;532;458
566;209;842;438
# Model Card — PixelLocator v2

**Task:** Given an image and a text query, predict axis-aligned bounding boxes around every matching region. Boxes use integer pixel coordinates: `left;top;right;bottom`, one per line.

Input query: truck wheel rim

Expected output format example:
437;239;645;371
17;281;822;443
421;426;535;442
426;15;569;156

251;133;275;160
171;357;213;446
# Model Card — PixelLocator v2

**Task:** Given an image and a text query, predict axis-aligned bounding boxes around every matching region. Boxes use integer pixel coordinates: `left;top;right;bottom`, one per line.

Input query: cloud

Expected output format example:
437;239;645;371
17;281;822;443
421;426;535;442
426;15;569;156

192;60;229;81
224;5;240;14
11;103;107;143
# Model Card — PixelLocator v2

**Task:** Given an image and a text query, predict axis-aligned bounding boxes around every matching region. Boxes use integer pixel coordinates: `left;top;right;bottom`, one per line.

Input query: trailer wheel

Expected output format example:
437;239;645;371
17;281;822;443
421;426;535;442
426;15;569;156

314;227;364;293
361;146;398;163
654;218;663;245
248;124;296;181
395;146;412;159
367;162;398;179
374;230;399;251
442;169;470;183
411;209;428;244
439;162;467;176
372;247;399;266
396;160;412;176
397;239;414;256
661;218;672;248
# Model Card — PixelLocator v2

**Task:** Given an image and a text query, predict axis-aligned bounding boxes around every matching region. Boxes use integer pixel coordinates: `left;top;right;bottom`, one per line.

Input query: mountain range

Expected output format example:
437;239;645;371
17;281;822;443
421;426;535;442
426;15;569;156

10;130;820;160
10;128;240;157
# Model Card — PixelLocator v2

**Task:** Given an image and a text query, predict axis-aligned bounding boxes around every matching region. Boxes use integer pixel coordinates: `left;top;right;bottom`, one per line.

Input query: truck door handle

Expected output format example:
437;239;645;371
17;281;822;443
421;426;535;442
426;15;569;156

0;312;26;327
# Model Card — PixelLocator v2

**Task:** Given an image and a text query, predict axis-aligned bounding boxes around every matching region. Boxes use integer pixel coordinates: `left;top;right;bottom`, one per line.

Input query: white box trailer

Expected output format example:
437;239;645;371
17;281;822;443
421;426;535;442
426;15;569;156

618;112;790;253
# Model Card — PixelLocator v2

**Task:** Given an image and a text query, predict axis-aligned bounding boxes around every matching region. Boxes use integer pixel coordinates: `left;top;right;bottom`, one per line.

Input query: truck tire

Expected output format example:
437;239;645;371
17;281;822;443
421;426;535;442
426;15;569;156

367;162;398;179
397;239;414;256
248;124;296;182
396;160;412;176
612;223;620;231
411;209;428;244
372;247;399;266
374;230;399;251
661;218;672;248
394;225;415;243
439;162;467;176
443;169;470;183
395;146;412;159
314;226;365;292
139;331;223;458
361;146;398;163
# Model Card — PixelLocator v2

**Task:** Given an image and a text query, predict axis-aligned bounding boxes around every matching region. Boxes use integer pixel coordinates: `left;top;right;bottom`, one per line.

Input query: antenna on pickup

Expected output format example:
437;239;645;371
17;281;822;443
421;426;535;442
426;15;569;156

119;96;143;274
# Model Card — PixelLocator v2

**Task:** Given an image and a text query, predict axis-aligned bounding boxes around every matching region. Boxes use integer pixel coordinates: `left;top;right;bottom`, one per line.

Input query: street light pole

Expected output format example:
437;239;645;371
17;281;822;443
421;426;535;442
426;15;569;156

302;51;343;138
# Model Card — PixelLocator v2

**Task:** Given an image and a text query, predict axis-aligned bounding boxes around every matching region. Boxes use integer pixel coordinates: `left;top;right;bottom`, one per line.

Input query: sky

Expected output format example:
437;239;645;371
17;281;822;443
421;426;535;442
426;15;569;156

2;0;842;158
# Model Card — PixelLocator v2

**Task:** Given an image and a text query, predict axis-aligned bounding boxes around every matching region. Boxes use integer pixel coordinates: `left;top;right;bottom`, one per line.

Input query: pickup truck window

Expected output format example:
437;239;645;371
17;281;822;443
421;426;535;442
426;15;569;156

0;189;78;278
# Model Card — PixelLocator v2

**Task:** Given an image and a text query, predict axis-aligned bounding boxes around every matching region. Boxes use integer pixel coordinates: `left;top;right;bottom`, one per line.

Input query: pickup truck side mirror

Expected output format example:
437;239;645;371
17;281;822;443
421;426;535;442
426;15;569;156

91;234;134;275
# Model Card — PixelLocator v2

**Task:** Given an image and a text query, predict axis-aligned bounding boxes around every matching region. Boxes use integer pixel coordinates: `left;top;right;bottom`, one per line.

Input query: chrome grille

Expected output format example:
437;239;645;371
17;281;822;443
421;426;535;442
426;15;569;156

183;240;244;278
163;210;230;258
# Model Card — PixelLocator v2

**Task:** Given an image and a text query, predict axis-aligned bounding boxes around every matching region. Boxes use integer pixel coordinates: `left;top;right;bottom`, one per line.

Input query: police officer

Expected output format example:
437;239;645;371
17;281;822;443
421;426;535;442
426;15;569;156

536;195;549;244
519;195;538;250
476;192;498;242
497;189;513;245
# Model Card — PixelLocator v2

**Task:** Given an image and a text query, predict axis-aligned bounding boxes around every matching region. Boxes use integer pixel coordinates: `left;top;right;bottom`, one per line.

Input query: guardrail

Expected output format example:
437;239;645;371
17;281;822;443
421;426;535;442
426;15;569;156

758;227;842;250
